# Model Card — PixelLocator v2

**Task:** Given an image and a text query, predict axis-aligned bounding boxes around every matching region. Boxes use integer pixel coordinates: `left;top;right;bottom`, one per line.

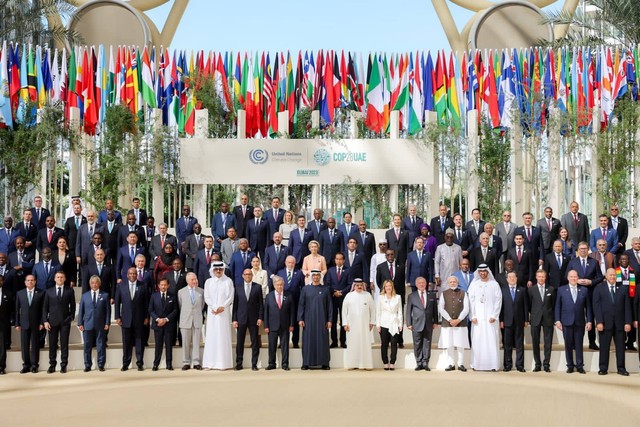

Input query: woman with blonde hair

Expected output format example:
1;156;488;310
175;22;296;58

278;210;296;247
376;279;403;370
301;240;327;283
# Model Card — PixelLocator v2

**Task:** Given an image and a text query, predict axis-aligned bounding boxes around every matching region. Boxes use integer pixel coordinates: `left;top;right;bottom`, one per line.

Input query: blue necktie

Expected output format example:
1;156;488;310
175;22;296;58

130;247;135;263
190;288;195;304
510;287;515;301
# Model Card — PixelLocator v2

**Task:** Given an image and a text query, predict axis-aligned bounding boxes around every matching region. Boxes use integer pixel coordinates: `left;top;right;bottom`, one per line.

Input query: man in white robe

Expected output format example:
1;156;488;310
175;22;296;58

434;229;463;288
438;275;470;371
342;278;375;370
467;263;502;371
202;262;234;370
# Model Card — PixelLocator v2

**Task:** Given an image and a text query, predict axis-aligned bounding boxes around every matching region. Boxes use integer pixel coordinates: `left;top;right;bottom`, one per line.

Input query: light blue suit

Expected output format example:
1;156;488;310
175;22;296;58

77;290;111;369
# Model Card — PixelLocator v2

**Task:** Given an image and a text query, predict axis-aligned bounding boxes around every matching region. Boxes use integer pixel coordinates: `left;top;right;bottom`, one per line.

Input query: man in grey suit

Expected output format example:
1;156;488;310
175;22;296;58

536;207;562;258
560;201;590;246
406;276;438;371
148;223;177;268
494;210;516;263
220;227;239;266
177;273;204;370
183;223;205;271
77;275;111;372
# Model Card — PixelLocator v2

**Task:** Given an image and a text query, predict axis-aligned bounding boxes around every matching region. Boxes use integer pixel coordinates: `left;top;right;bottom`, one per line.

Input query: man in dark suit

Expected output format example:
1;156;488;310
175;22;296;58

7;237;34;292
232;269;264;370
469;232;500;277
318;217;344;268
263;232;288;280
512;212;544;266
228;238;255;286
617;254;637;351
560;201;590;247
406;277;438;371
210;202;235;252
338;212;357;252
385;214;410;266
148;278;178;371
537;207;562;258
75;210;104;267
30;195;51;230
429;204;453;245
0;216;20;255
97;199;123;224
528;270;556;372
63;204;86;253
406;236;434;293
101;211;121;266
609;205;628;258
288;217;313;268
15;209;38;257
555;269;593;373
84;249;116;301
245;207;270;260
566;241;603;349
233;194;253;240
265;197;286;245
15;275;44;373
42;271;76;373
464;208;486;249
589;214;619;255
0;276;12;374
474;223;503;259
277;256;305;348
264;276;295;370
116;232;146;284
148;223;177;269
451;214;468;256
325;253;350;348
376;249;406;347
402;204;423;242
115;267;149;371
506;234;535;288
192;236;216;287
343;237;364;284
117;213;146;249
543;240;570;288
79;234;110;288
33;247;61;290
309;208;327;241
594;268;632;376
164;258;187;296
175;205;198;254
36;216;63;254
500;271;529;372
127;197;148;227
183;223;205;271
355;220;376;282
77;274;111;371
624;238;640;273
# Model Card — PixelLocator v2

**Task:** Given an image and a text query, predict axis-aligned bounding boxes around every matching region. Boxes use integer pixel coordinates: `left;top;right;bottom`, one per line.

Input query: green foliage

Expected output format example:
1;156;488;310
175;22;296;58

0;0;81;46
191;73;236;138
477;121;511;222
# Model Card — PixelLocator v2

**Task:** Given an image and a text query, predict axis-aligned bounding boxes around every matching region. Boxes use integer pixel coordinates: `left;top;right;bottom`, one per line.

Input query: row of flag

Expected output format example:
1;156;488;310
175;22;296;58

0;42;638;137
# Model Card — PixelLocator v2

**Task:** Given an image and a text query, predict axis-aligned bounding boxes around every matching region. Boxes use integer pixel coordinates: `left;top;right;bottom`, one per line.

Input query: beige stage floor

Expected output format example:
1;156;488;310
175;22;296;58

0;368;638;426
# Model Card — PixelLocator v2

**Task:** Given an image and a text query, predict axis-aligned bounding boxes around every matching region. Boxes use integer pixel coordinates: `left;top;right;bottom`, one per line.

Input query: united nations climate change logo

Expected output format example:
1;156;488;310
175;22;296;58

249;149;269;164
313;149;331;166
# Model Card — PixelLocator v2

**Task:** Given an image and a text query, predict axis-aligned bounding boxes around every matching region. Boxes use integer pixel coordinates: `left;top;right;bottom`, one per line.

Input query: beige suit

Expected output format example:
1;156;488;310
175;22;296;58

178;285;205;366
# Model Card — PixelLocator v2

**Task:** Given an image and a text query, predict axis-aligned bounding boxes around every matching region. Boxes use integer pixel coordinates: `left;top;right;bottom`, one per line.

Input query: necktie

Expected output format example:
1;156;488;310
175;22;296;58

557;254;562;268
130;247;135;263
48;229;52;243
316;221;320;232
395;228;399;240
349;252;354;265
17;252;23;264
45;262;49;275
337;267;341;281
510;287;515;301
300;229;304;242
547;219;551;230
175;271;179;283
28;291;32;306
190;288;195;304
89;225;93;237
37;208;41;222
161;236;165;248
57;287;62;301
574;214;578;225
636;252;640;264
255;219;259;228
287;270;292;282
5;229;9;240
242;252;247;265
582;259;586;274
610;285;615;302
474;222;478;234
185;217;189;228
418;251;422;263
482;247;487;261
276;246;280;256
206;250;211;265
420;291;425;308
138;269;143;281
571;287;577;303
362;233;366;243
539;285;544;300
162;292;167;305
277;293;282;309
623;269;628;280
108;223;113;233
517;248;522;262
466;273;470;285
457;229;461;241
130;283;135;300
411;216;415;227
441;218;445;232
274;209;278;220
526;228;531;241
135;210;139;224
389;263;394;280
242;206;246;217
505;223;510;233
602;228;607;239
346;224;350;235
245;284;251;301
75;217;80;229
98;264;102;275
488;238;493;248
93;291;97;306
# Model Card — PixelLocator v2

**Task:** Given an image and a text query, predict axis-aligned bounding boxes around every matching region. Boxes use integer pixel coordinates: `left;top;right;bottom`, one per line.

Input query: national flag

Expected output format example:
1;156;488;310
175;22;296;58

447;52;461;128
0;41;13;127
433;50;447;124
364;54;384;132
422;52;434;112
408;52;423;135
141;46;157;108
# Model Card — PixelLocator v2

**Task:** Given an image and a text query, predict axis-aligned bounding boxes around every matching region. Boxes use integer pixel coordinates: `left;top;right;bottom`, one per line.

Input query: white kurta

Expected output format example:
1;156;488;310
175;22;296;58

434;243;463;283
342;290;376;369
467;278;502;371
437;291;470;349
369;253;387;305
202;274;234;370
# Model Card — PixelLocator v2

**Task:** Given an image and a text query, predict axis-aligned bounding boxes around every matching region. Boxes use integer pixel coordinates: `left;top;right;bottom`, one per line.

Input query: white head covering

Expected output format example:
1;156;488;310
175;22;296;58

472;263;496;282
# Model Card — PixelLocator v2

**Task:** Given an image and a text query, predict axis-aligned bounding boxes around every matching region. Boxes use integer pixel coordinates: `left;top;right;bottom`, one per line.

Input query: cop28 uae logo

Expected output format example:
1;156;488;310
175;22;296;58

313;149;331;166
249;149;268;164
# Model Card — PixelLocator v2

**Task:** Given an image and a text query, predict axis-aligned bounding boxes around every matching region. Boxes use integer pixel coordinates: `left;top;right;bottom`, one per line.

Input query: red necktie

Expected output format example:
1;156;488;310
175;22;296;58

206;250;211;265
277;293;282;309
517;248;522;262
337;268;341;281
602;228;607;239
526;228;531;241
420;291;425;308
574;214;578;225
547;219;551;231
161;236;165;248
47;229;52;243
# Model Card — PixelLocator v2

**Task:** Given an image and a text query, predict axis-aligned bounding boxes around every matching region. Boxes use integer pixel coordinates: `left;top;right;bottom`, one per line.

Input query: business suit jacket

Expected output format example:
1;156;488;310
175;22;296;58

452;227;467;249
15;288;45;330
318;228;344;267
75;223;104;262
288;228;313;265
325;266;351;295
36;227;64;254
7;251;34;285
376;261;406;297
543;252;570;288
609;216;629;252
589;227;619;254
163;269;187;295
337;223;357;252
404;215;425;238
84;261;116;298
127;208;148;227
232;282;264;325
211;212;235;248
385;227;410;265
63;215;86;252
495;221;517;255
32;261;61;290
114;281;149;328
469;246;500;277
228;250;255;285
512;226;544;262
343;251;365;283
308;219;327;241
183;233;205;270
473;235;503;259
277;268;305;300
464;220;486;248
405;289;438;331
116;245;147;281
15;222;38;256
149;233;178;267
500;285;529;327
178;286;205;329
117;225;146;250
624;249;640;273
77;290;111;331
30;207;51;230
589;252;616;274
506;247;536;286
98;210;123;224
265;208;286;242
42;286;76;327
233;204;254;239
405;250;434;287
537;217;562;254
263;244;288;277
429;216;454;245
565;257;603;286
175;216;199;249
554;285;593;326
148;291;178;331
528;284;556;326
0;289;14;330
355;230;376;267
220;238;239;266
264;290;295;332
560;212;590;247
82;244;111;268
245;217;270;258
593;282;632;330
0;227;20;254
452;270;474;291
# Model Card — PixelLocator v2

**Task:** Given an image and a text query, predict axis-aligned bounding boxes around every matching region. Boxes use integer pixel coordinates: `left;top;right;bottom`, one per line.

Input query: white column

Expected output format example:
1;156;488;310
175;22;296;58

192;110;209;227
311;185;321;210
68;107;81;198
389;111;400;140
311;110;320;129
151;109;165;223
547;109;561;214
278;111;289;137
350;111;362;139
237;110;246;138
425;111;440;218
195;108;208;138
389;184;399;215
510;125;524;220
591;107;602;224
466;110;479;219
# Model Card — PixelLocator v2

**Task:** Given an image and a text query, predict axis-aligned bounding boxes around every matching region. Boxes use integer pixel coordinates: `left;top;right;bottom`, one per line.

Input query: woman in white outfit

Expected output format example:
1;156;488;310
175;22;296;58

376;279;403;370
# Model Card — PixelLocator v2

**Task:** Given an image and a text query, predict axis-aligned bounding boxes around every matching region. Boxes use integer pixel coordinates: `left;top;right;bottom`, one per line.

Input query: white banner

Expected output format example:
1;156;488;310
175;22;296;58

180;138;434;185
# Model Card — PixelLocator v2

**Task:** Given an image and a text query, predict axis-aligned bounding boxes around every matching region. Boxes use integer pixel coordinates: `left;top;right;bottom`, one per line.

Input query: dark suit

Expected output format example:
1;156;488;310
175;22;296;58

15;221;38;256
537;217;562;256
115;281;149;368
63;215;86;253
0;289;13;370
406;250;434;291
512;226;544;263
593;281;632;372
277;268;304;346
228;250;255;286
164;269;187;295
245;217;270;259
33;261;61;290
609;216;628;254
232;282;264;368
75;223;104;264
318;228;344;268
42;286;76;369
464;220;486;249
343;251;365;283
30;207;51;230
566;256;603;346
0;227;19;255
405;289;438;368
308;219;327;241
469;246;499;278
543;252;570;288
15;288;45;369
264;290;295;368
183;233;205;271
500;285;528;370
506;247;535;287
211;212;235;251
175;216;198;252
77;290;111;369
589;227;619;254
36;227;64;254
84;261;116;299
127;208;148;227
555;285;593;370
265;208;286;244
385;227;410;265
560;212;590;247
429;216;453;245
148;291;178;368
233;205;254;239
624;249;640;273
355;231;376;282
325;266;350;347
193;248;216;287
7;251;34;293
337;223;357;253
98;209;123;225
528;284;556;369
115;245;146;283
287;228;313;267
117;225;146;250
262;244;287;278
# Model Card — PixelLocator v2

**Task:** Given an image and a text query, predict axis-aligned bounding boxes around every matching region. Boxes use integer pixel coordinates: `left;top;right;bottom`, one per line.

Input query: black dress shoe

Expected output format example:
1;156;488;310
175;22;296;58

503;367;512;372
47;366;55;374
330;343;338;348
60;367;67;374
301;365;309;370
121;366;129;372
322;365;330;370
544;367;551;373
31;367;39;373
598;370;607;375
340;344;347;349
414;366;424;371
618;370;630;376
533;366;541;372
152;366;159;371
194;365;202;370
99;367;105;372
424;367;431;371
293;344;299;349
235;365;243;371
251;366;258;371
166;366;174;371
445;365;455;371
458;365;467;372
265;366;275;370
137;366;144;372
398;343;404;349
0;369;5;375
626;345;637;352
589;343;599;350
20;367;30;374
182;365;191;371
517;368;526;373
84;368;91;372
283;366;290;371
577;368;586;374
566;367;574;373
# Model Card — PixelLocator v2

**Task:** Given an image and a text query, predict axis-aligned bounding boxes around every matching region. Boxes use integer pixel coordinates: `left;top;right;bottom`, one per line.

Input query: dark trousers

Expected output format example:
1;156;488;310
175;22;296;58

0;328;6;370
83;329;107;368
153;326;176;367
3;323;10;349
291;295;300;347
598;328;626;371
502;324;524;369
236;323;260;367
530;323;554;368
397;291;405;345
331;296;346;346
379;327;399;364
20;327;41;368
563;324;585;369
267;329;290;368
627;325;636;347
587;287;597;345
122;326;145;367
411;327;433;367
48;324;71;368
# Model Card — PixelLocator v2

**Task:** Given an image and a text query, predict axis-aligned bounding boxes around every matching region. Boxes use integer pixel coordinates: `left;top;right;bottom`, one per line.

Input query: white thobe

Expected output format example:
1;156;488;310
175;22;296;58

467;279;502;371
342;290;376;369
434;243;463;283
202;274;235;369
